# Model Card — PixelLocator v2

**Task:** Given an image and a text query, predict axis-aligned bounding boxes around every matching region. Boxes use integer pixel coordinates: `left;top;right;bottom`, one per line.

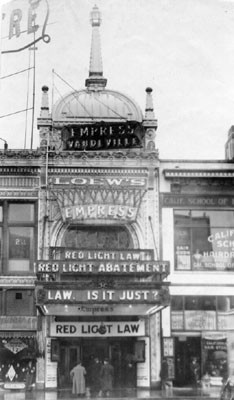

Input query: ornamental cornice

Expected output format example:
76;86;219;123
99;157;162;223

164;169;234;179
48;167;150;176
0;149;159;162
0;276;35;287
0;166;40;175
46;150;159;161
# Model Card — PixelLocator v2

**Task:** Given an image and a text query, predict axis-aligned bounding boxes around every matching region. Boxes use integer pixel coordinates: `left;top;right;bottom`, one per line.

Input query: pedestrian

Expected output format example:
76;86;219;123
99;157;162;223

160;358;169;391
190;357;200;387
70;359;86;397
100;358;114;397
89;357;102;396
25;360;35;391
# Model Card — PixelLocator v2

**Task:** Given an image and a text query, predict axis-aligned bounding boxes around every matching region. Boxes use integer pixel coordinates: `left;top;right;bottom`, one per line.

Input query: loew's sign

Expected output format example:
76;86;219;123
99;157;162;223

50;320;145;337
51;176;147;187
1;0;50;54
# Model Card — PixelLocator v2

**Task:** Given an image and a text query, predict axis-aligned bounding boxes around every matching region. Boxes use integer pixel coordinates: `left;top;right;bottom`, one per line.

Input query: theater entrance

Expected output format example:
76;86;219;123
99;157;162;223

57;338;137;389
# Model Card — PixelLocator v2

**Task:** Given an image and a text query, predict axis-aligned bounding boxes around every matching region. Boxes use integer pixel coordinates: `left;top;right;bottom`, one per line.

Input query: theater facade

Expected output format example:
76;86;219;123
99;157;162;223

33;6;170;390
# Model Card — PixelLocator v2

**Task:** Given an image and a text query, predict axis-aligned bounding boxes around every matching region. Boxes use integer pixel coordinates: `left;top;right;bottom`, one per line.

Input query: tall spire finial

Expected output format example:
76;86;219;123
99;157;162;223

40;85;49;118
145;87;155;120
85;5;107;90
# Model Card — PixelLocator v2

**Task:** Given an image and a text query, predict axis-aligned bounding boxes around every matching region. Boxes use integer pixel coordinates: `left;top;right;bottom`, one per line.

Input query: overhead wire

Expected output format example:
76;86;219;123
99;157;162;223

24;49;32;149
0;67;33;80
93;93;127;120
53;70;93;119
53;84;74;117
0;108;33;119
30;32;36;150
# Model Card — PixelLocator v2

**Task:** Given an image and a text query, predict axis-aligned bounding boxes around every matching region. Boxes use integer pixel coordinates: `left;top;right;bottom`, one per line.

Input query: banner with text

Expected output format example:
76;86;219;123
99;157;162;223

50;320;145;337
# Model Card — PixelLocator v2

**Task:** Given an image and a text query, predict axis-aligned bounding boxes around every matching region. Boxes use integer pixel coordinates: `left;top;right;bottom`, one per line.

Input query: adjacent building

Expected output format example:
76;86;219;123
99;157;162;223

160;155;234;388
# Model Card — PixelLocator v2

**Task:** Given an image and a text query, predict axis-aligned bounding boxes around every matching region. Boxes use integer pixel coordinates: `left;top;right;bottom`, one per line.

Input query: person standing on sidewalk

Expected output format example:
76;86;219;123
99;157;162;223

160;358;173;396
160;358;169;391
100;358;114;397
70;359;86;397
25;360;35;392
89;357;102;397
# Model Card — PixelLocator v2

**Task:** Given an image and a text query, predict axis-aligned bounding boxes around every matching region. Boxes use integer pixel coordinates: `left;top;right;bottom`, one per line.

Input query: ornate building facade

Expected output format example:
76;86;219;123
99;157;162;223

34;5;168;390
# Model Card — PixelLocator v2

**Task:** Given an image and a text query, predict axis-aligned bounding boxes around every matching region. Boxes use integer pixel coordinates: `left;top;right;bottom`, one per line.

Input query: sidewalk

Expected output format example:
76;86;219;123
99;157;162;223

0;386;222;400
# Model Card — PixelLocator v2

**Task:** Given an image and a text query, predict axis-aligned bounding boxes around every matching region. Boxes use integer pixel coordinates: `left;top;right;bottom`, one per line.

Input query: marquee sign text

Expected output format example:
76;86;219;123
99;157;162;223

62;123;142;151
50;249;154;261
50;320;145;337
62;204;137;222
36;260;169;275
51;176;147;187
37;289;167;304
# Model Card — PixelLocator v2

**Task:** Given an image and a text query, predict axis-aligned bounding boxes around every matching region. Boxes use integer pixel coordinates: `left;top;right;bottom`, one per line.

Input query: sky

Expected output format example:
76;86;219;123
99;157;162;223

1;0;234;160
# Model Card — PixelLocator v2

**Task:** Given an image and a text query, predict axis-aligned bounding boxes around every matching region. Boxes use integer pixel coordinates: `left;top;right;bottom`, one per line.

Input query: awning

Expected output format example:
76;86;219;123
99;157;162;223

0;334;38;359
0;331;36;338
38;303;168;316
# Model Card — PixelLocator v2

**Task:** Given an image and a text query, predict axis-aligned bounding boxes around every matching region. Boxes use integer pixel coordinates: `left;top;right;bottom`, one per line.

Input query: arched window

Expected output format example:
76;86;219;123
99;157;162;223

61;225;133;250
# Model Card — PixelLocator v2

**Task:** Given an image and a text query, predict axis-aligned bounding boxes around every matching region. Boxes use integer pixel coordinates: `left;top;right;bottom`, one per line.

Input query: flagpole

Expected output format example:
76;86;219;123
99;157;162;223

30;32;36;150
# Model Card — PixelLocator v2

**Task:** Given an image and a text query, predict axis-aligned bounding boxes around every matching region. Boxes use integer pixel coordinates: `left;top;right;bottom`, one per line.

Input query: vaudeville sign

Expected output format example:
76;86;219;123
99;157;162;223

61;122;143;151
1;0;50;54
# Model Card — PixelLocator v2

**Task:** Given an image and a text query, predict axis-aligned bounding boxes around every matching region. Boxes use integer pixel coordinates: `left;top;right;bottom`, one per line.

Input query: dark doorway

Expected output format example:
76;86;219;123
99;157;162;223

174;336;201;387
57;338;137;389
58;341;81;388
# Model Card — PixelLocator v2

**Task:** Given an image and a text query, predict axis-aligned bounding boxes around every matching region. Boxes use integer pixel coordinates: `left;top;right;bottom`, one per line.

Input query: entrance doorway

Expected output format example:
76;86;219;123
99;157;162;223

57;338;137;389
174;336;201;387
58;341;81;388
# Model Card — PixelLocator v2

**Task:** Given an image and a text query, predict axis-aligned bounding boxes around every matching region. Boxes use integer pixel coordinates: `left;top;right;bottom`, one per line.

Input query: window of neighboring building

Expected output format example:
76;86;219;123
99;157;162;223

174;210;234;271
6;290;35;315
0;202;36;274
171;296;183;311
171;296;234;331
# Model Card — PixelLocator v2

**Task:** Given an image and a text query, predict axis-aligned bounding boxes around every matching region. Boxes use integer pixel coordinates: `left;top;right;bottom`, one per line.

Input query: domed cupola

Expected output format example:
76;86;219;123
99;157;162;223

38;5;157;152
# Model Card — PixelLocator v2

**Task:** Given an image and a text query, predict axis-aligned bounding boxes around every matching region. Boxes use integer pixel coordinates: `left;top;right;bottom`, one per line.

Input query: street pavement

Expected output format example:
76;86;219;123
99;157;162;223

0;387;222;400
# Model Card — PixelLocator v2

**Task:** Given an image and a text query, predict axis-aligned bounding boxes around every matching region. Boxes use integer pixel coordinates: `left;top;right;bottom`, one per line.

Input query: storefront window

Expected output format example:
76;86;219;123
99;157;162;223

0;336;37;386
0;202;36;274
174;210;234;271
172;296;234;332
202;335;227;380
172;296;217;331
217;296;234;330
